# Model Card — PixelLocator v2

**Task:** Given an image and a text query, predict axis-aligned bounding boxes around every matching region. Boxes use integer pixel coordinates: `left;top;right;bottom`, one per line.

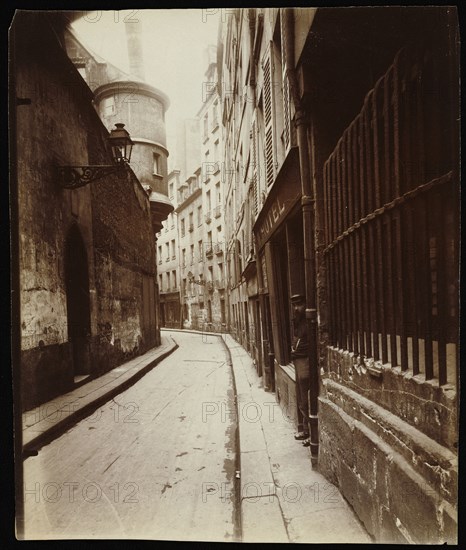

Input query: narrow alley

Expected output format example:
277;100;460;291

11;8;459;544
23;330;368;543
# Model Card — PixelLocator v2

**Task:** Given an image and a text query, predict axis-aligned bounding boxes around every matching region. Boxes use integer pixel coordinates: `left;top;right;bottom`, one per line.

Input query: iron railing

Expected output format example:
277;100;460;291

323;45;458;387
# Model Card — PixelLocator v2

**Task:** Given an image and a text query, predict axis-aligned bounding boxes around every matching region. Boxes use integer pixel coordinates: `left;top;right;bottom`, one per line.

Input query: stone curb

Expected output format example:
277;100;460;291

217;332;289;543
23;337;179;454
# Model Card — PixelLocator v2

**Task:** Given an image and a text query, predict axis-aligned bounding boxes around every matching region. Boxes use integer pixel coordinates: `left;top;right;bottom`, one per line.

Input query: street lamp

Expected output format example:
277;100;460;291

57;123;134;189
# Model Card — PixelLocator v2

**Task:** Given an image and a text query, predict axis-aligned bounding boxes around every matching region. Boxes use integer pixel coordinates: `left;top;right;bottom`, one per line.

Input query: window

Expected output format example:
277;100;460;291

189;212;194;231
203;150;210;182
170;213;175;229
218;262;223;281
203;113;208;139
159;274;162;290
212;101;218;128
153;152;161;175
103;95;115;116
206;190;211;211
190;244;195;265
181;218;185;237
172;270;177;289
165;243;170;261
169;182;174;199
182;248;186;267
197;205;202;226
158;245;162;261
198;240;203;259
171;239;176;259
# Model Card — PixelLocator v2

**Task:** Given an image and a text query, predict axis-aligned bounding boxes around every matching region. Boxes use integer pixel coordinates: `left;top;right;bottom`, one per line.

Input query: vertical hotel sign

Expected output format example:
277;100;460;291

253;148;301;251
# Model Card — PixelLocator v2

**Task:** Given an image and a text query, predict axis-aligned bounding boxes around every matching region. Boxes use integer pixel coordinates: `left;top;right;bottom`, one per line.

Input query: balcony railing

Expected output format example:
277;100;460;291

165;257;170;262
205;212;212;223
214;242;223;255
189;224;194;232
214;205;222;218
205;246;213;258
171;255;176;260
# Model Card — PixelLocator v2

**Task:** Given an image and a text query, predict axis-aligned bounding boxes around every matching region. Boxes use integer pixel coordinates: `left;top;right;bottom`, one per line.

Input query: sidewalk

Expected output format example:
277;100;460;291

22;335;178;453
221;333;371;544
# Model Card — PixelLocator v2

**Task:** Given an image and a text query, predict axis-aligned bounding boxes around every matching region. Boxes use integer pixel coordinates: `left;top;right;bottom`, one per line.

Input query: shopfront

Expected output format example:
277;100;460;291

253;148;305;423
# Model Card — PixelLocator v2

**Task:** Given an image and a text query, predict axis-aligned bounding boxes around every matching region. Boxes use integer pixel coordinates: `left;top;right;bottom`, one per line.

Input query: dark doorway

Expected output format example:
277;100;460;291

220;298;226;325
65;225;91;378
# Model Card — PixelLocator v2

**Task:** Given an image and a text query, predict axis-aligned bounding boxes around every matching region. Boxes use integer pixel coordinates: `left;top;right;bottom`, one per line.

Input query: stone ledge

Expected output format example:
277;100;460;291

322;378;457;502
319;397;457;543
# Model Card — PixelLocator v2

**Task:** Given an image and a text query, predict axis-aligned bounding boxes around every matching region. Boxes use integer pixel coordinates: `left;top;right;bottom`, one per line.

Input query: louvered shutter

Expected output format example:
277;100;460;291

280;13;291;151
251;118;258;216
263;46;276;187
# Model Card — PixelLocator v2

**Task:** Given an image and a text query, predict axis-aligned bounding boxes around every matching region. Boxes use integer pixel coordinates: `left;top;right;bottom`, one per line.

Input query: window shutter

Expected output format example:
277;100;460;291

263;45;276;187
280;14;291;151
251;118;258;216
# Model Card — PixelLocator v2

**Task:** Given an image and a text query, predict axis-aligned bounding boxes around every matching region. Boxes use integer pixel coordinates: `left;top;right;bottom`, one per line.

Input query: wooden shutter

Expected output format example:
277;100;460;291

251;118;259;216
263;45;276;187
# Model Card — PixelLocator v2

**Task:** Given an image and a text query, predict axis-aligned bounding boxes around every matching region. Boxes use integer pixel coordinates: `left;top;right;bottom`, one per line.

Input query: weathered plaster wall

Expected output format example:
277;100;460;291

16;12;158;410
16;16;98;408
90;143;157;375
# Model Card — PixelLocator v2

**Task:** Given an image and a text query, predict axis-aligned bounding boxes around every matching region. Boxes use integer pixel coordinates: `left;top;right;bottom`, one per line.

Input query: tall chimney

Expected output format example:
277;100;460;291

125;19;145;80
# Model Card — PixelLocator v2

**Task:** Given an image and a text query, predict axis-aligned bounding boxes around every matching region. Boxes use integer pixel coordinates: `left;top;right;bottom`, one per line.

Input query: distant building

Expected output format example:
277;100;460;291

196;44;226;330
158;46;227;332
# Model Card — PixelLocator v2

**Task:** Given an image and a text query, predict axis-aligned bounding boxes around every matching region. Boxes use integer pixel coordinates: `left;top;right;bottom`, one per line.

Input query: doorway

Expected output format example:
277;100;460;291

65;225;91;378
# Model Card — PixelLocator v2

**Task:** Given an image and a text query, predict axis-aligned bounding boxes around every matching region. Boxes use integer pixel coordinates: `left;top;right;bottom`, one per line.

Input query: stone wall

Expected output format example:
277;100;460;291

318;348;457;544
91;166;157;375
15;12;157;410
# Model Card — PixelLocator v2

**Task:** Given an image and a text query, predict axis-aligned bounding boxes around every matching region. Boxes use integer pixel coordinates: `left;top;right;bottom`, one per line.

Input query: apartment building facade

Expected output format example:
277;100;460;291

198;44;227;330
157;46;227;331
219;7;459;543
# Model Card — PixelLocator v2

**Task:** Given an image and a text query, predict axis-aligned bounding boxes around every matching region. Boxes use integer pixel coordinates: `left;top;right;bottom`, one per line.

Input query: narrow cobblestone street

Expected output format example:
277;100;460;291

23;332;237;541
23;331;370;542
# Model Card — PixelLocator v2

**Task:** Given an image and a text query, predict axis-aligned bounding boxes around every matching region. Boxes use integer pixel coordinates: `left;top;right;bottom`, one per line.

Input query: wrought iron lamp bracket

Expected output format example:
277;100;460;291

58;164;126;190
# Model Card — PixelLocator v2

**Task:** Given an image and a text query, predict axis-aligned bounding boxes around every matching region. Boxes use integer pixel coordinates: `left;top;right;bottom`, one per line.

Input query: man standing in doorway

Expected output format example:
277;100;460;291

291;294;311;446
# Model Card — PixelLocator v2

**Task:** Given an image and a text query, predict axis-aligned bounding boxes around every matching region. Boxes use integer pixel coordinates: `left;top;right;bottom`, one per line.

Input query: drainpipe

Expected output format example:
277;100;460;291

283;8;319;466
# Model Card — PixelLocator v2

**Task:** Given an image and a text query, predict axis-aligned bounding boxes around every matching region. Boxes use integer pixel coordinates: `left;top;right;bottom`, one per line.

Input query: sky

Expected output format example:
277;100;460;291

72;9;220;169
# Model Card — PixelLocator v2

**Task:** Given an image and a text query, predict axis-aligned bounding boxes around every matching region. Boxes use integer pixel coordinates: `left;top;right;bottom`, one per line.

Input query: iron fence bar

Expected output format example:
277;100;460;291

423;194;434;380
336;142;347;349
346;128;356;352
392;52;409;371
351;120;361;355
382;69;397;367
323;162;330;247
343;144;352;352
364;92;378;359
359;113;371;358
